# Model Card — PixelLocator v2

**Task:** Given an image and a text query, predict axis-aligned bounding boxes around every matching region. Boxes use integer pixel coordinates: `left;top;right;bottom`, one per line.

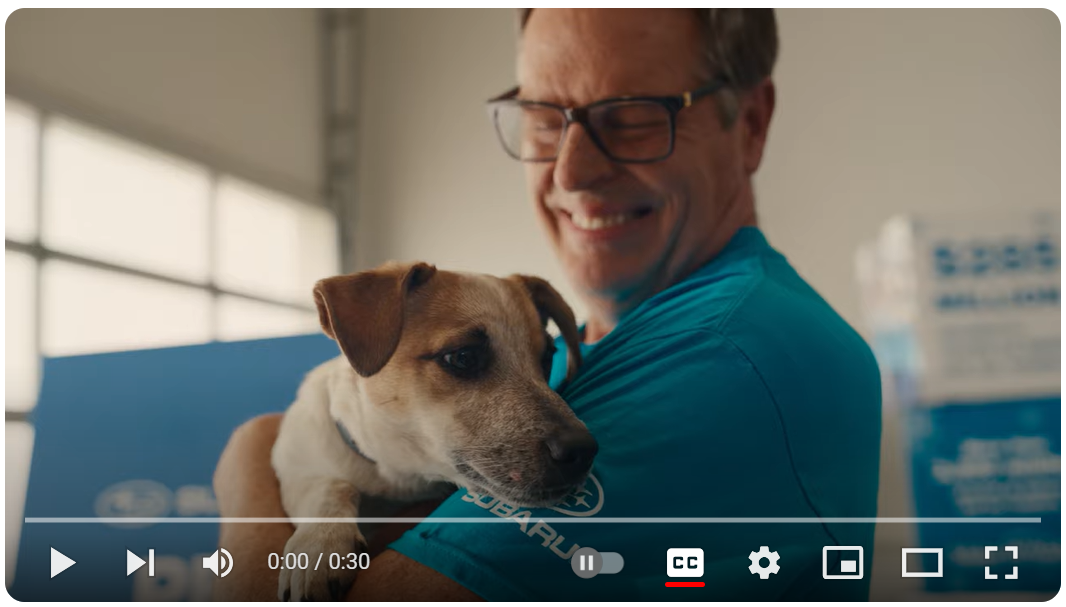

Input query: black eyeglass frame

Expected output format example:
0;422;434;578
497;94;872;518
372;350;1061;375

486;76;730;164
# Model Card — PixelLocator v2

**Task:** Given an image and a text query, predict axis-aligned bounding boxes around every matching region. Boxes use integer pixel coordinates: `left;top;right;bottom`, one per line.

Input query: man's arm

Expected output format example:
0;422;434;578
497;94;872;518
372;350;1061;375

211;414;482;602
346;550;481;601
211;414;293;601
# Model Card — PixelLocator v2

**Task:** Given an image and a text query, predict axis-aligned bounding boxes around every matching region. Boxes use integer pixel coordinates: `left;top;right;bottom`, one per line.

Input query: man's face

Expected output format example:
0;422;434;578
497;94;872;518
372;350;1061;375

519;9;752;306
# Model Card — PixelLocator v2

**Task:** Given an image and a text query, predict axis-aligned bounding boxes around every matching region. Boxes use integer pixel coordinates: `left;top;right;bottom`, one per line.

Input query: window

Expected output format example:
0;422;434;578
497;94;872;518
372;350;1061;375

214;176;340;304
41;116;213;283
4;97;339;580
6;99;38;242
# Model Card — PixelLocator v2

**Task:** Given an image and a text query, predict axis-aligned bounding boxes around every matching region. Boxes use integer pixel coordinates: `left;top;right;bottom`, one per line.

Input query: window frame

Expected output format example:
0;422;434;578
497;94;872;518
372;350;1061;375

4;94;341;422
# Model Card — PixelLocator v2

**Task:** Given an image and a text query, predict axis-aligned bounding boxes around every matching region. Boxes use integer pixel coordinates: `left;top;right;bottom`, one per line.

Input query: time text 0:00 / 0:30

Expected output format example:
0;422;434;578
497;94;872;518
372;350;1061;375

267;552;371;570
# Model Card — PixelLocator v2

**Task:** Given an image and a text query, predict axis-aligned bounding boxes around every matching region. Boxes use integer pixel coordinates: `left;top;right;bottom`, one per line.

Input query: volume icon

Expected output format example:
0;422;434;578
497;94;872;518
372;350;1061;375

203;548;234;577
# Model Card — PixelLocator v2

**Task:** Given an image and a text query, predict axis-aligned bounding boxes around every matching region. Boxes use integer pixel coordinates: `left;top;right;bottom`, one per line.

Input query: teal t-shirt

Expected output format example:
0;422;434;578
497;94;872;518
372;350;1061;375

390;227;882;600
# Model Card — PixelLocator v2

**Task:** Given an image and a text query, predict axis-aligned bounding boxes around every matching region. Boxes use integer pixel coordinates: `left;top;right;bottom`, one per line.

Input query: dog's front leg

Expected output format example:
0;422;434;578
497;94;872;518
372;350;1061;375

277;477;367;602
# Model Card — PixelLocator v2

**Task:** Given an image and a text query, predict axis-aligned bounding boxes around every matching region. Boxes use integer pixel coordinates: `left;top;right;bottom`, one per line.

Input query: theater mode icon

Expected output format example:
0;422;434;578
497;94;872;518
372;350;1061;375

901;547;943;578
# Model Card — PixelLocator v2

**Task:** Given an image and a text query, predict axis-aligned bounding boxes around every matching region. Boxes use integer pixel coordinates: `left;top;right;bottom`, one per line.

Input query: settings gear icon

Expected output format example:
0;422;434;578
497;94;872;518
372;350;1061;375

748;546;780;579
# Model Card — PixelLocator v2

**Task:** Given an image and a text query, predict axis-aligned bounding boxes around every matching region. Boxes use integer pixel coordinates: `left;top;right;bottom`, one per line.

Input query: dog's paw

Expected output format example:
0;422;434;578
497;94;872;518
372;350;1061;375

277;525;368;602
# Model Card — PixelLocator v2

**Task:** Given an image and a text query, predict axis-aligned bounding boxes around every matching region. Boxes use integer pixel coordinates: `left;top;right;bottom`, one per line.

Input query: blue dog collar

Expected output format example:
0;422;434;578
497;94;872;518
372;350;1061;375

334;420;377;465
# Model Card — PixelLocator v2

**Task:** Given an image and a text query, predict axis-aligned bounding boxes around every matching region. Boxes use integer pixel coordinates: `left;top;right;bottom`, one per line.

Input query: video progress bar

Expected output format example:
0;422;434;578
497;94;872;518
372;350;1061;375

25;517;1043;524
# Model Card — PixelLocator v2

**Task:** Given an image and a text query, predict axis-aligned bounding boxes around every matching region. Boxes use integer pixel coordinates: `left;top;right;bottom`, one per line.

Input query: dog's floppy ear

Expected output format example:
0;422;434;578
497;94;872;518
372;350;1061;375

511;275;582;385
314;262;437;377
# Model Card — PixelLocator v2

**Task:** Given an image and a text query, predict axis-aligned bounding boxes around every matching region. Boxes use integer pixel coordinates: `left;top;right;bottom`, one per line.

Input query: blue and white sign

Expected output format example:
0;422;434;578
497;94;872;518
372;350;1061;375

907;396;1060;591
11;334;339;601
857;210;1061;593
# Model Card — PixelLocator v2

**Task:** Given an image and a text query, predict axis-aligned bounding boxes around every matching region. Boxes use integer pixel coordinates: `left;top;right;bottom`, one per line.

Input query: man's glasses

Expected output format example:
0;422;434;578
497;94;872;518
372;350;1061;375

486;77;729;164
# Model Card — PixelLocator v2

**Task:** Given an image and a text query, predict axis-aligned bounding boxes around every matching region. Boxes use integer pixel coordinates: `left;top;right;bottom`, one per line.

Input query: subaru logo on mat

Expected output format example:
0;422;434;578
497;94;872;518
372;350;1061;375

95;479;172;528
550;472;604;517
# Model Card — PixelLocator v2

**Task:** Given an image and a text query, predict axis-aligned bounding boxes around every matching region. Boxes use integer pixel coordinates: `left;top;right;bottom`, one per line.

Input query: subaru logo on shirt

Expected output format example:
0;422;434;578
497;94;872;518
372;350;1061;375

550;472;604;517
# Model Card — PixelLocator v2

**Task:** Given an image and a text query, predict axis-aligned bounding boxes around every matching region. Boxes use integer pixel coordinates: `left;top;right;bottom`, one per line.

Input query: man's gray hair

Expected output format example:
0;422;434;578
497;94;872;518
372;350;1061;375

517;9;778;126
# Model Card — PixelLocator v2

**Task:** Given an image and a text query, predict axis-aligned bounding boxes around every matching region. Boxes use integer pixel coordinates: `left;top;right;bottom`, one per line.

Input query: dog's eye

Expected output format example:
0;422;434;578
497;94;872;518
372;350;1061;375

439;346;487;378
541;339;557;381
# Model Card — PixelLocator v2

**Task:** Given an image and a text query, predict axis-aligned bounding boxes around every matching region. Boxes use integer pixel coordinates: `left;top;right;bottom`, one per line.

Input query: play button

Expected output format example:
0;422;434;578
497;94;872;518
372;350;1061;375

127;549;146;576
50;547;76;578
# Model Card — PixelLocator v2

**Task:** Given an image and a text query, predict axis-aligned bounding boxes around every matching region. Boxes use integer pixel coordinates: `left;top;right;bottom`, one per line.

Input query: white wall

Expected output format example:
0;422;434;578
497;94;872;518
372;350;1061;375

353;8;1059;328
353;9;579;307
758;8;1060;330
6;8;323;200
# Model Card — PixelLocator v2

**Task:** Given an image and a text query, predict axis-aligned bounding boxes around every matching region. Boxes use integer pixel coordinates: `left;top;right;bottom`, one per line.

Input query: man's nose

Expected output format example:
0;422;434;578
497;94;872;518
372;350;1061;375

553;123;615;192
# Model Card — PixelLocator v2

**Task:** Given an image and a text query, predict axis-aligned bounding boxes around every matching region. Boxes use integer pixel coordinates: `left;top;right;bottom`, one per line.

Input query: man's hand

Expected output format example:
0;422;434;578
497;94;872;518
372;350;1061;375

211;414;482;601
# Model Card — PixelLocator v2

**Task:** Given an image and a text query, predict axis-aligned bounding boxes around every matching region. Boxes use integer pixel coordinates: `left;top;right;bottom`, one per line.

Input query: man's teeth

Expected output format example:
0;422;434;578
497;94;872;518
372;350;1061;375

570;212;637;231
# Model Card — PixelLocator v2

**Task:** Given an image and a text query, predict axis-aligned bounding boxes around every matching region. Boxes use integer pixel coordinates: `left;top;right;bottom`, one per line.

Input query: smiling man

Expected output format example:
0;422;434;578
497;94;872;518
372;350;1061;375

213;8;882;601
503;9;770;345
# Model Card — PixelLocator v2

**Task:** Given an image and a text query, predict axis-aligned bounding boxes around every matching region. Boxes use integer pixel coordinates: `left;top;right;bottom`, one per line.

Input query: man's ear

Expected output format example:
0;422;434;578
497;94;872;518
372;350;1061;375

741;77;776;174
510;274;582;385
313;262;437;377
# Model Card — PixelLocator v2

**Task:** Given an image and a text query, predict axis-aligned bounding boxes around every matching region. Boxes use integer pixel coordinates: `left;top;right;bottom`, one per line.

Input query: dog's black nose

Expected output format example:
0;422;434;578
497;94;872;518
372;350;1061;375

545;429;598;476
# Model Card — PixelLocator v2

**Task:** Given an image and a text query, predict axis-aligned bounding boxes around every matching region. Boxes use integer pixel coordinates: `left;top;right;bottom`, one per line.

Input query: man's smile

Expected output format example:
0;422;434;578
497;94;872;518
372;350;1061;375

555;206;658;243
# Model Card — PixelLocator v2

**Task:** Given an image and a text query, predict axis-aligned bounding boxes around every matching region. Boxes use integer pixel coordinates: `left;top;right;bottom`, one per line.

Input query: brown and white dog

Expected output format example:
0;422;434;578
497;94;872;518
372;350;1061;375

271;261;597;601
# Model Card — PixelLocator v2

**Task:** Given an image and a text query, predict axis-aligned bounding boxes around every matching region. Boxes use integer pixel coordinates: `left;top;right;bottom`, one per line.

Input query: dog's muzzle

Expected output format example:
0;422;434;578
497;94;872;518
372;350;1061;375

542;427;598;486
